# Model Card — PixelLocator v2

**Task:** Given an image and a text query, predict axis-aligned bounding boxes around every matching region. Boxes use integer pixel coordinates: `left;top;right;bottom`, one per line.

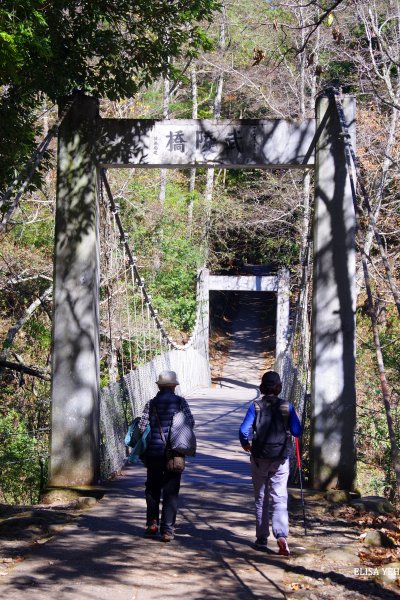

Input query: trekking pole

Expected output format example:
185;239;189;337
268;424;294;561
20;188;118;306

295;437;307;535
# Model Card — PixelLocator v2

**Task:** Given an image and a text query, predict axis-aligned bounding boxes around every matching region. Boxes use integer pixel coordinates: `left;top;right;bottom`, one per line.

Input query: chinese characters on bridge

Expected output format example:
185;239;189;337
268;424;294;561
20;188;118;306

162;126;245;158
99;118;316;167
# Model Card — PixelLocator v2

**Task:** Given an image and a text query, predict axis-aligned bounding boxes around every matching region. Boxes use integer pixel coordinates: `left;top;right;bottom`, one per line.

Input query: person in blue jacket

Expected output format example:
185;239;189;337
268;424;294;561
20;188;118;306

239;370;302;556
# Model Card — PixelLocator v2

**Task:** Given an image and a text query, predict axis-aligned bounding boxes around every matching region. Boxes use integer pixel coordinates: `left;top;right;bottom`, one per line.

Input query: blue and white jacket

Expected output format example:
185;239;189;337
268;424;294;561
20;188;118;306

239;397;302;449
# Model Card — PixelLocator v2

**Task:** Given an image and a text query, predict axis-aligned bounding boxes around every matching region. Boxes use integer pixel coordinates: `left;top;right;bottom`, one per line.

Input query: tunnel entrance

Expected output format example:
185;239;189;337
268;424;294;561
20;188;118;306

210;290;277;388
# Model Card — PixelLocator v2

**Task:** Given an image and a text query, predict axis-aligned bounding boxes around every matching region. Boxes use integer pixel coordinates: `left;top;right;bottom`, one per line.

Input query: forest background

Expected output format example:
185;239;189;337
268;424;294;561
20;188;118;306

0;0;399;505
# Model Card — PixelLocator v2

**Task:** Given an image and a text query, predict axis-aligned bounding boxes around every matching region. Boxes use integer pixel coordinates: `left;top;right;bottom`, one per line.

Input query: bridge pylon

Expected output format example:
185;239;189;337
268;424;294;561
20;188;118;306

49;93;101;487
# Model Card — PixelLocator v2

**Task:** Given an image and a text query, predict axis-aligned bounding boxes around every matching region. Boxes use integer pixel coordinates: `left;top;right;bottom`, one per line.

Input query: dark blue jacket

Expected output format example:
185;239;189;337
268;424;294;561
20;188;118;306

146;389;184;458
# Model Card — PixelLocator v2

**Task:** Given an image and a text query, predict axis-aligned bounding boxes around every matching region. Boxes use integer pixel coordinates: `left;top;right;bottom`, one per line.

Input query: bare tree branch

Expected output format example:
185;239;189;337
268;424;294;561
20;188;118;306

0;359;50;381
0;285;52;364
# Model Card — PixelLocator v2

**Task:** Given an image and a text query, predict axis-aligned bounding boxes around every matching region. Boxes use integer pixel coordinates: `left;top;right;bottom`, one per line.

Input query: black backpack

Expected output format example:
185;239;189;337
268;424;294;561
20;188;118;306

251;396;290;459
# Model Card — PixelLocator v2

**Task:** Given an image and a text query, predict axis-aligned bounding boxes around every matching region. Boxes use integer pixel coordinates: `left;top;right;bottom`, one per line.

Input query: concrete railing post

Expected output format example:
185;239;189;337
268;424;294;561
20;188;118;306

49;94;100;487
311;92;357;490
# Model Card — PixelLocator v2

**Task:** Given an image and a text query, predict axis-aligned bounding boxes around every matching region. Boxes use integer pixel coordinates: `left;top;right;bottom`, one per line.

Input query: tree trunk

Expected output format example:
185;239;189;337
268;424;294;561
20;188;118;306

204;3;226;252
159;73;170;209
188;65;198;236
356;87;400;293
155;73;171;270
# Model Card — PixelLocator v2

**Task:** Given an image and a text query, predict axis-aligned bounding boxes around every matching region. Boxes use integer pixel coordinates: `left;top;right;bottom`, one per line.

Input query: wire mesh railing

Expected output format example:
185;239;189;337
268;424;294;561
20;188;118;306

99;292;211;479
98;168;211;477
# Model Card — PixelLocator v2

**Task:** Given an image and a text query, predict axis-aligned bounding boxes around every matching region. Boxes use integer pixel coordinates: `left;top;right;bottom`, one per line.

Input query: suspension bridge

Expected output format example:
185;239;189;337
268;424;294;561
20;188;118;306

0;87;358;493
2;86;400;598
43;88;357;492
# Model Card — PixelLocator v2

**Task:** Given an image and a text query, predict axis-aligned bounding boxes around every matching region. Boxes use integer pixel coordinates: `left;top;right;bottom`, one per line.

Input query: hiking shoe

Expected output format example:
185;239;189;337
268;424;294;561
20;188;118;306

160;532;174;542
255;537;268;549
277;537;290;556
145;520;158;536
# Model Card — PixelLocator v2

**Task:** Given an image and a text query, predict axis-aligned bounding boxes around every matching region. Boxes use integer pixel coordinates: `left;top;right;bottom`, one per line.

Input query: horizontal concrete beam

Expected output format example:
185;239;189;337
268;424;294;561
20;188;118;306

209;275;278;292
97;119;316;169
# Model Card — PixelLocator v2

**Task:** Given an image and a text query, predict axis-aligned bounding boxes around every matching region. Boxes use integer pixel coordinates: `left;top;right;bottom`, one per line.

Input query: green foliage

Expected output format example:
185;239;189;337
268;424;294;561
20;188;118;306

25;318;51;351
0;410;43;504
356;304;400;499
380;313;400;373
209;169;302;270
0;0;220;195
148;183;204;332
0;2;51;83
150;242;199;332
320;56;358;89
1;1;219;98
0;95;52;203
12;215;54;251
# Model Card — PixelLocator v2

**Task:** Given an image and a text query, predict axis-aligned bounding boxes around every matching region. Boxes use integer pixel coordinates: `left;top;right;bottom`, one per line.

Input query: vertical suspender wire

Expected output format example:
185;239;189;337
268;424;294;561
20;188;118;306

119;335;126;377
153;311;161;356
334;92;400;317
146;296;153;359
122;244;134;372
111;199;125;377
130;265;141;365
109;205;116;301
333;89;400;497
160;321;167;353
100;175;116;382
101;168;181;355
103;169;131;371
139;283;148;364
153;309;160;354
159;320;167;353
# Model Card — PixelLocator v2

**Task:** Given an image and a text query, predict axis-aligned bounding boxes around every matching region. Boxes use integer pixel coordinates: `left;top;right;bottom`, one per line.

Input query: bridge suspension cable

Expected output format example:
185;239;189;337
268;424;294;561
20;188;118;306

100;168;197;363
334;90;400;316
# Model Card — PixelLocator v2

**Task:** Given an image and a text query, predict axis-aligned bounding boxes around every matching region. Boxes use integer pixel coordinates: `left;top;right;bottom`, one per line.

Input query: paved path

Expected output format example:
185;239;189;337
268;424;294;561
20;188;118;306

2;289;393;599
0;385;290;600
213;291;276;388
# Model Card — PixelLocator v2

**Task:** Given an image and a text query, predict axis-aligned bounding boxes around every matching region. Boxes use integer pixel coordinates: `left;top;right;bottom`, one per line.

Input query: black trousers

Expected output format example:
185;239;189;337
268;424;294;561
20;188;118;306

145;456;181;534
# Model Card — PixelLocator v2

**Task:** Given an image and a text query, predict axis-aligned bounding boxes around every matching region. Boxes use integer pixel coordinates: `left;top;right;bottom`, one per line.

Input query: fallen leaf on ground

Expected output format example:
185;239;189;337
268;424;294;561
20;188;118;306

290;582;303;590
359;548;399;565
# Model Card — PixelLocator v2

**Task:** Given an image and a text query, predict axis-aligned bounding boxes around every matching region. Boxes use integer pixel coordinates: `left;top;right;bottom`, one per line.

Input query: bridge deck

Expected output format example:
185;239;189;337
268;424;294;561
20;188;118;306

1;384;291;599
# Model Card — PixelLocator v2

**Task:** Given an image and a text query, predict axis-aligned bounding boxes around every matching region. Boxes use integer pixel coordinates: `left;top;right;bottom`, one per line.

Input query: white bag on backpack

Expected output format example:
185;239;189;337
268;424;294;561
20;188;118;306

169;410;196;456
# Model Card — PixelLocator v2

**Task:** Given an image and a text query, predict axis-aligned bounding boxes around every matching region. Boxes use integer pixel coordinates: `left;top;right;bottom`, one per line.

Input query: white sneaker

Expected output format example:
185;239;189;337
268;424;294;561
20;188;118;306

277;537;290;556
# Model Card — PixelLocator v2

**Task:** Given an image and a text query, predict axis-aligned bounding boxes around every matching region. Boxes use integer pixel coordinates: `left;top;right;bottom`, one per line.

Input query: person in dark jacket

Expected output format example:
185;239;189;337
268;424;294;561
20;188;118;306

139;370;194;542
239;371;302;556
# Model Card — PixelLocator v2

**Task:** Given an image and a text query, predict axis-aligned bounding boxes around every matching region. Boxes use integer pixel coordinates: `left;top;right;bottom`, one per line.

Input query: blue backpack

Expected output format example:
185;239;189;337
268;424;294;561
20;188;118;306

125;417;150;464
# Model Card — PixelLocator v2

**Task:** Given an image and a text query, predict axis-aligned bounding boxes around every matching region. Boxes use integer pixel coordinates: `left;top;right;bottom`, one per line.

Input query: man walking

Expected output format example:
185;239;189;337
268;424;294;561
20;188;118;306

239;371;302;556
139;370;194;542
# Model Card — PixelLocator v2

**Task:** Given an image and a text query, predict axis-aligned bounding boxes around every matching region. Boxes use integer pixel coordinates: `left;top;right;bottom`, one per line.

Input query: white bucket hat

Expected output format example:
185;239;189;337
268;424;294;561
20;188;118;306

156;370;179;386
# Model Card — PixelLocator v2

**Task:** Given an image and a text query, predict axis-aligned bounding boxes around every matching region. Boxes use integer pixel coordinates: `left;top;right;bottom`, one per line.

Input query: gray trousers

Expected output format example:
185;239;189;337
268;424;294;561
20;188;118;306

250;456;289;540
